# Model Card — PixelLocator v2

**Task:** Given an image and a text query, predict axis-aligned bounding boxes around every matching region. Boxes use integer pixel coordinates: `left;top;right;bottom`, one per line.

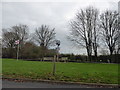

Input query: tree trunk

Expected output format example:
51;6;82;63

86;47;92;62
109;48;113;63
94;49;98;62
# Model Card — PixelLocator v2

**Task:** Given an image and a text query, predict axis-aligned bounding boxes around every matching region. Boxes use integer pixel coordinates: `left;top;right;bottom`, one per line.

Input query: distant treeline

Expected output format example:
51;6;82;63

2;47;120;63
2;42;56;60
61;54;120;63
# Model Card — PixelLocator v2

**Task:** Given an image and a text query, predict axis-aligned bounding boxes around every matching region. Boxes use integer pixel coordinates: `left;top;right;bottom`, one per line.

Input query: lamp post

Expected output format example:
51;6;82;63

52;40;60;75
56;40;60;62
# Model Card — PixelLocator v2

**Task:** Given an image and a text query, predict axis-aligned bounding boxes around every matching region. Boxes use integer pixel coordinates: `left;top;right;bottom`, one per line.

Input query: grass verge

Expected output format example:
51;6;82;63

2;58;119;84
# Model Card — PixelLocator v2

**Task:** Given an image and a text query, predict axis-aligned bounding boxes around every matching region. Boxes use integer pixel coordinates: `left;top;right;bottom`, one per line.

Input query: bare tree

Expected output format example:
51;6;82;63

33;25;56;60
115;15;120;54
69;7;99;61
2;24;29;58
100;10;120;60
33;25;56;49
2;24;29;47
2;29;16;48
115;34;120;54
11;24;29;46
92;8;99;61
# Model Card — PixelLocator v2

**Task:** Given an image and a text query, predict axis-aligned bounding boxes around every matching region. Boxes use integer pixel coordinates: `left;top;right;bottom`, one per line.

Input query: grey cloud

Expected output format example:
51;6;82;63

2;1;119;54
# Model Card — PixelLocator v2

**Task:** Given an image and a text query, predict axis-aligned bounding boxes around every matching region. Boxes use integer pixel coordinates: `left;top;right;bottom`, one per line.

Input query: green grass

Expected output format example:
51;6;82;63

0;58;1;77
2;58;119;84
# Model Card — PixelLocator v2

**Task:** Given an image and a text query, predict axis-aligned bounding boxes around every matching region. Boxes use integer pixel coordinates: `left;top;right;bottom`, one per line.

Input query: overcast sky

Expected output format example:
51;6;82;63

1;0;119;55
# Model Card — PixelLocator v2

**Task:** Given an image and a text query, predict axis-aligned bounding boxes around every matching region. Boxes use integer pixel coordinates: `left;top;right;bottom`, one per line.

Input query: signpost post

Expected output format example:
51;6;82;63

17;43;20;61
15;40;20;61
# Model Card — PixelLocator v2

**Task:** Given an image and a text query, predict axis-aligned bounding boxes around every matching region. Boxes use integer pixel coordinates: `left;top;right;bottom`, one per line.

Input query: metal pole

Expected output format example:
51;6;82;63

52;40;60;75
57;46;59;62
53;55;56;75
17;44;19;61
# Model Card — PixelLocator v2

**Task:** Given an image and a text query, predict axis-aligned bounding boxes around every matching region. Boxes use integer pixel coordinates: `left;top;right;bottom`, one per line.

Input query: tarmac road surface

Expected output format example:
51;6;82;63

2;80;96;88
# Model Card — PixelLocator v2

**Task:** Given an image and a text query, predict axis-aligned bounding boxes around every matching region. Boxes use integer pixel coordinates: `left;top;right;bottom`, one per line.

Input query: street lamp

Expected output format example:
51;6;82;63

56;40;60;62
52;40;60;75
56;40;60;46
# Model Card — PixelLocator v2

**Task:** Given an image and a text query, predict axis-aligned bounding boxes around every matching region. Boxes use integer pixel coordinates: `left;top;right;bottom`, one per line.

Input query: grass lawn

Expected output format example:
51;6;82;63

2;58;119;84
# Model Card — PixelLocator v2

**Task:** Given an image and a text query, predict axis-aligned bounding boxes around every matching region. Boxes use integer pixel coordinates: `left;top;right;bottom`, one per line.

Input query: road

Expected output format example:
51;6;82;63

2;80;96;88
